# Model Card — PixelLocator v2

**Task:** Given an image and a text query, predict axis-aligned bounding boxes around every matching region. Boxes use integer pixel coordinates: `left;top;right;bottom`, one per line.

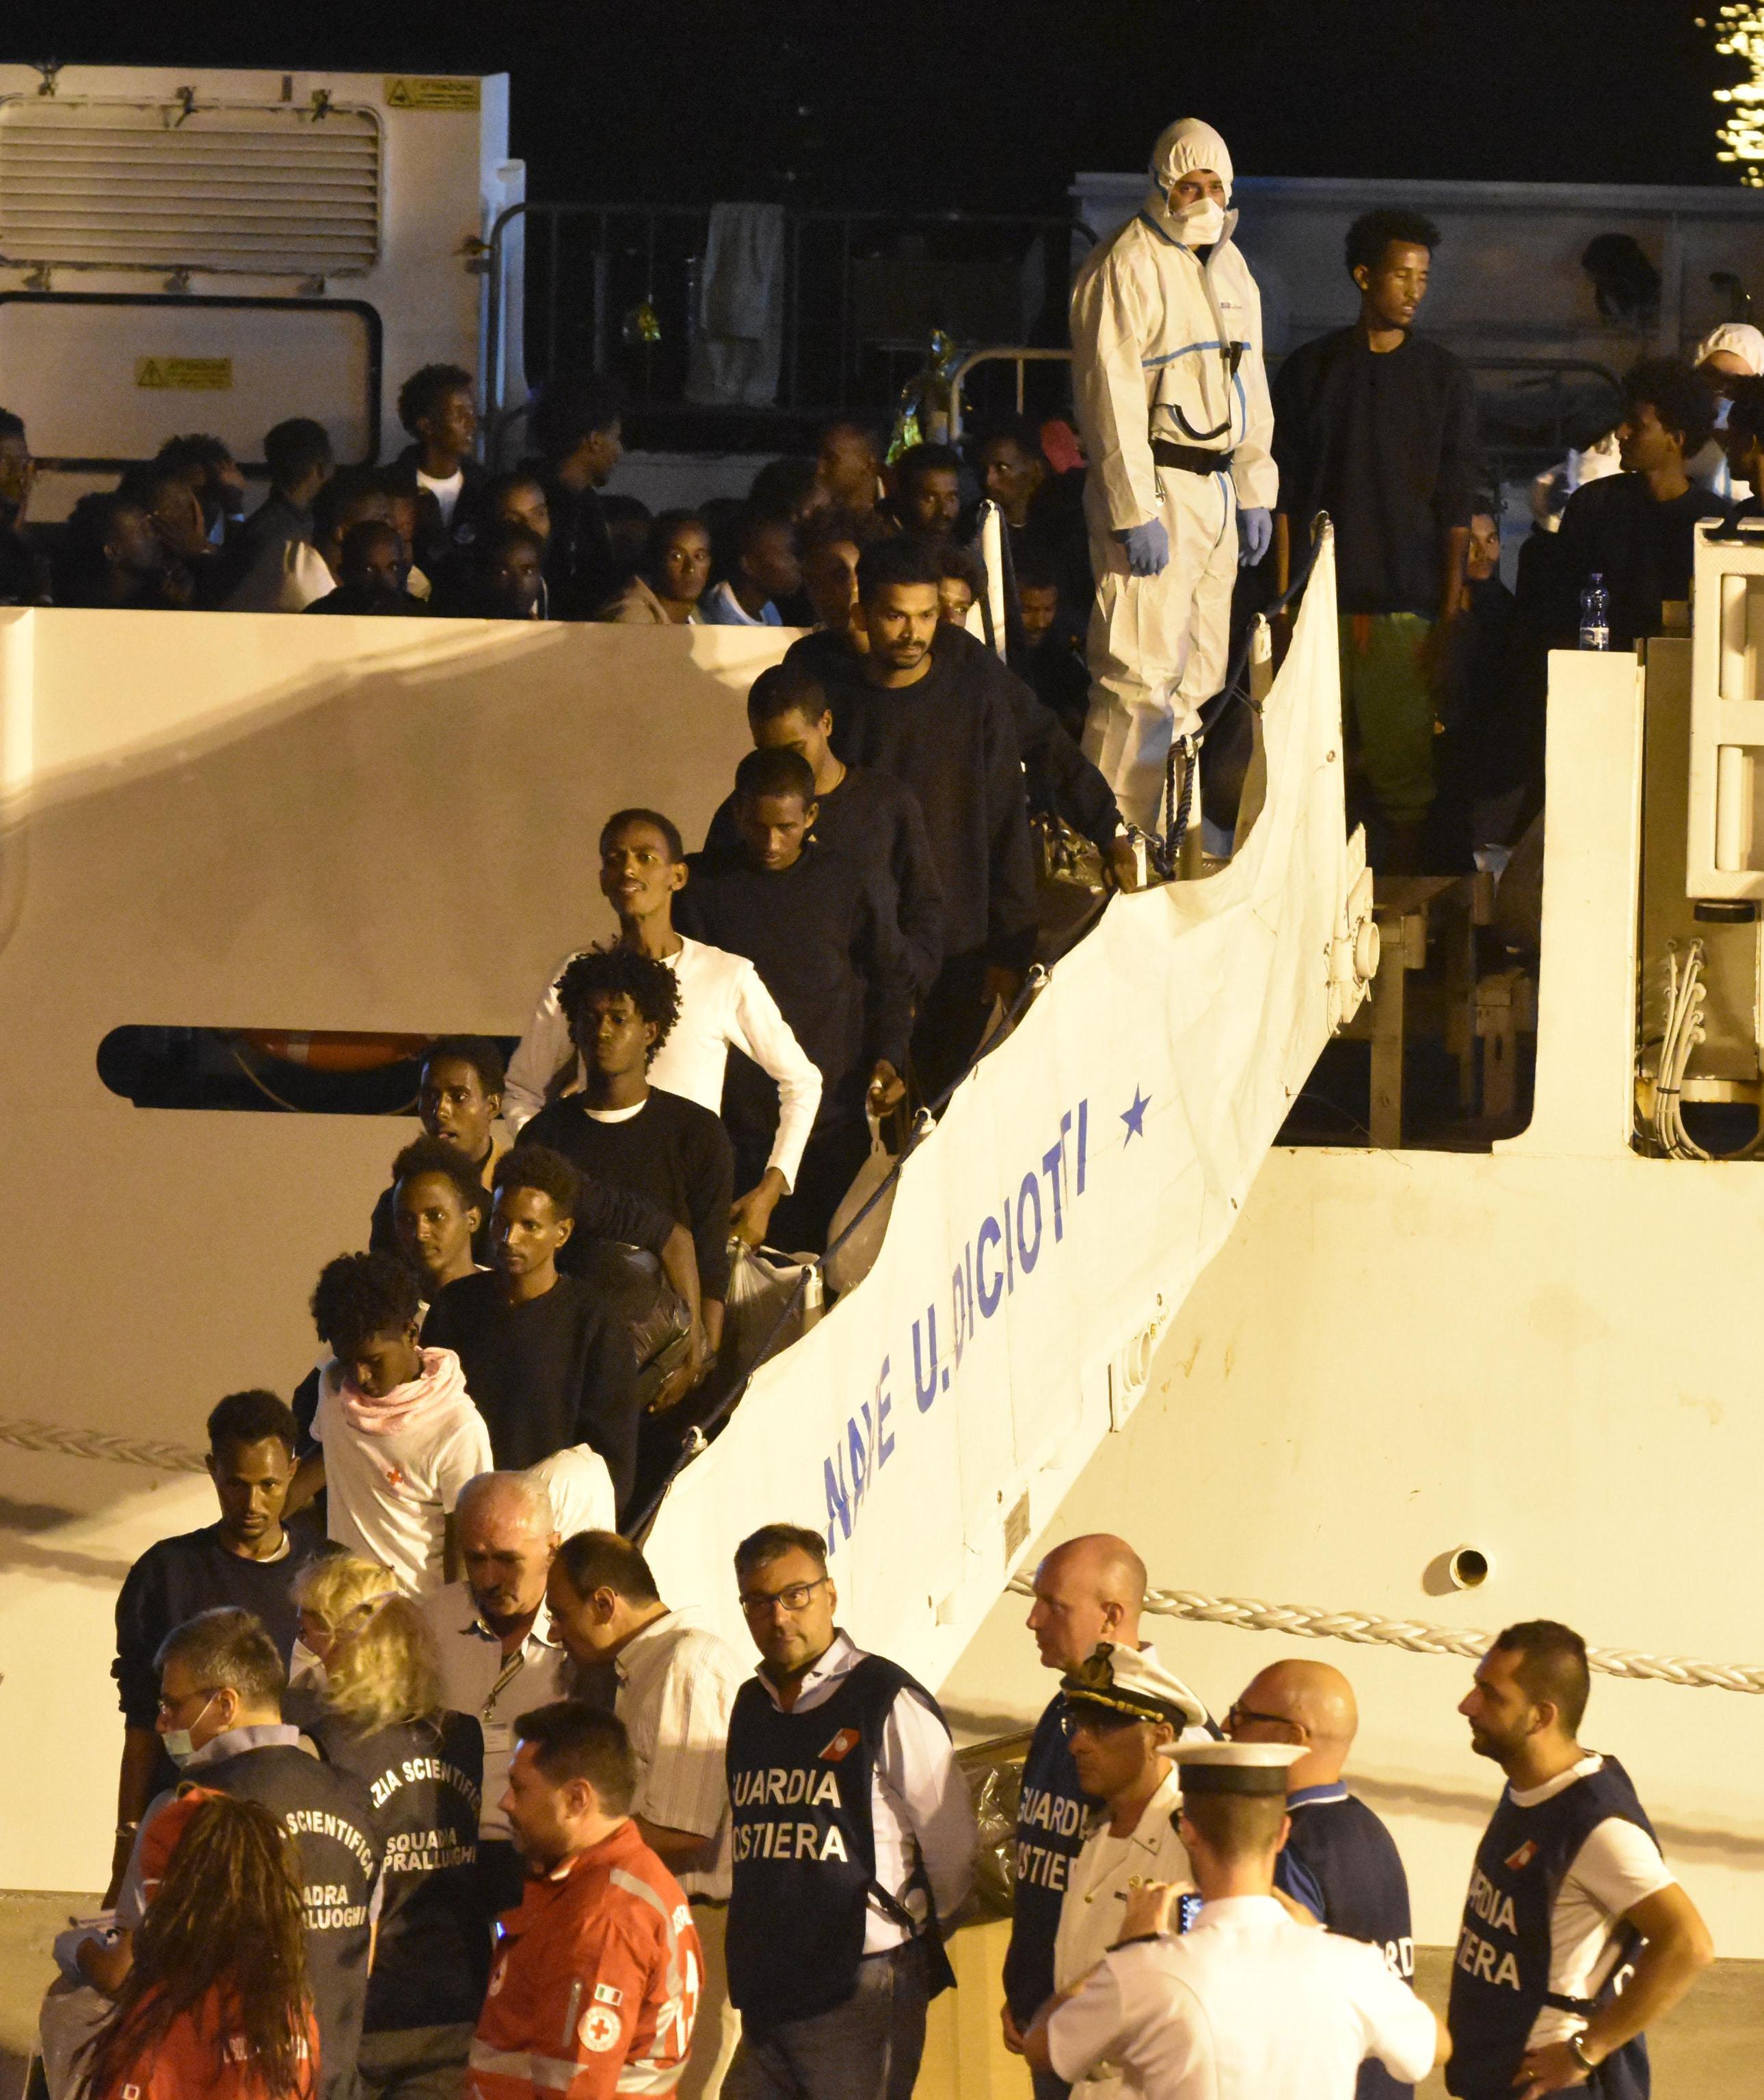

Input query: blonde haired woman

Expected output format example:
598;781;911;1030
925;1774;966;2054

307;1586;485;2100
289;1552;401;1696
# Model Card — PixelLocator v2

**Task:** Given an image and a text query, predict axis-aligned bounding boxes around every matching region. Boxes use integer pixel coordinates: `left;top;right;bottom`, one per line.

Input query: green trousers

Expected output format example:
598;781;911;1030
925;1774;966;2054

1340;612;1436;823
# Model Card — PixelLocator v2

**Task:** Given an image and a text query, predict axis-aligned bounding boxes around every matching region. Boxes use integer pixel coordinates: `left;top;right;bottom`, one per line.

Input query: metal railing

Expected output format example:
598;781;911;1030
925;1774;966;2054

483;200;1095;438
944;345;1625;482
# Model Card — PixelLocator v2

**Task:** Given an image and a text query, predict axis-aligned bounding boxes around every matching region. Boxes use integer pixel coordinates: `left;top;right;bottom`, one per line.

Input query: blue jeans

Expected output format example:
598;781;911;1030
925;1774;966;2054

725;1941;933;2100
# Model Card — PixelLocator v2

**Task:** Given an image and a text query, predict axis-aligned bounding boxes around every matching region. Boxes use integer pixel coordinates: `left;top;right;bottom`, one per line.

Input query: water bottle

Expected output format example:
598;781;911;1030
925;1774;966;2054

1579;574;1611;651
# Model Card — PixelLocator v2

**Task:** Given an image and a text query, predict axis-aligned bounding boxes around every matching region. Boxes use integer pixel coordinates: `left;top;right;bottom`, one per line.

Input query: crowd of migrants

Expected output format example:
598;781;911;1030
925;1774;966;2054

1;217;1760;880
26;185;1728;2100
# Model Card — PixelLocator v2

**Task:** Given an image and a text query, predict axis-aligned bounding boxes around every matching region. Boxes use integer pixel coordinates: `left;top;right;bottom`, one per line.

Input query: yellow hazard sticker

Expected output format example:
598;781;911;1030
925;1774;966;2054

384;76;480;112
135;358;232;391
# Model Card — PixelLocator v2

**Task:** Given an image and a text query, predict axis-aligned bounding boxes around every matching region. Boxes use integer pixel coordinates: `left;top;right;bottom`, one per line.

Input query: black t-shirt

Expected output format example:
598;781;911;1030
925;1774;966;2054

113;1524;327;1729
703;764;946;997
421;1269;641;1509
309;1708;487;2031
679;839;913;1107
785;628;1037;969
1547;471;1732;650
1272;326;1480;617
520;1090;735;1303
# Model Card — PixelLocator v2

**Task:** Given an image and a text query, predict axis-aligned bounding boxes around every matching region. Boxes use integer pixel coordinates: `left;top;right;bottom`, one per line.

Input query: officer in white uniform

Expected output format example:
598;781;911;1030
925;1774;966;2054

1043;1645;1212;2100
1025;1742;1445;2100
1069;117;1277;832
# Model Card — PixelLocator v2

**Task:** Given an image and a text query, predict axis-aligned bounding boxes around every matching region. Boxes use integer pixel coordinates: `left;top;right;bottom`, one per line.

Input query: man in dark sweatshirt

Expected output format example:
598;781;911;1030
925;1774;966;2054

786;537;1096;1095
684;744;915;1248
421;1144;641;1518
703;662;945;999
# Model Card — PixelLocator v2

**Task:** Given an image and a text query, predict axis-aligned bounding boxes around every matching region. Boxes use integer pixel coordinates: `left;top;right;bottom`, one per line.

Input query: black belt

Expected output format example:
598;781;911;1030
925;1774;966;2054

1151;438;1234;475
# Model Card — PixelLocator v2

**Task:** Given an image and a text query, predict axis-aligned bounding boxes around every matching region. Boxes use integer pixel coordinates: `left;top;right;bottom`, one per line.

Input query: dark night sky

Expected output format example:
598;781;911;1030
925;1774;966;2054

0;3;1741;206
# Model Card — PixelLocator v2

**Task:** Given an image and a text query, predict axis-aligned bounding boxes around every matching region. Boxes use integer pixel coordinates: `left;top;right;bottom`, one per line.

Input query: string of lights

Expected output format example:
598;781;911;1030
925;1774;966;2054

1714;5;1764;184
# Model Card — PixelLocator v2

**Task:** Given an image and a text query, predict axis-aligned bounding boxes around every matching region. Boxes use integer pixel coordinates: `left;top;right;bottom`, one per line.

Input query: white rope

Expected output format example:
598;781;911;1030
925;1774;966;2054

1004;1576;1764;1696
0;1415;209;1475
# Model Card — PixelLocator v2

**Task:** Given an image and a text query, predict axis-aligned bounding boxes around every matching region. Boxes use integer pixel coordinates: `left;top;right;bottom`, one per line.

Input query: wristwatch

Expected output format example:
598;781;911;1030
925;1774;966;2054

1567;2032;1600;2074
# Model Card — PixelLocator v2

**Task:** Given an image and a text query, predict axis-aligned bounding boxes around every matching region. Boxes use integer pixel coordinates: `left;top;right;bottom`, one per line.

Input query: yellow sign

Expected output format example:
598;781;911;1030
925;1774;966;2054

135;358;232;392
384;76;480;112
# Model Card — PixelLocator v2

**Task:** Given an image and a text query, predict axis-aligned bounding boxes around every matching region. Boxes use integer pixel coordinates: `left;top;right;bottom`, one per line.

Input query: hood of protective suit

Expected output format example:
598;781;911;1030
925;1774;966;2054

1145;118;1235;236
1696;321;1764;377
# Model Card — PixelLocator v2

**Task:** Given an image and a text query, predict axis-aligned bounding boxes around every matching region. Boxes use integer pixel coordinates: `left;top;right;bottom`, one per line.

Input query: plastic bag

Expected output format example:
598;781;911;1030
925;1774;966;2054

823;1113;898;1298
720;1242;823;1379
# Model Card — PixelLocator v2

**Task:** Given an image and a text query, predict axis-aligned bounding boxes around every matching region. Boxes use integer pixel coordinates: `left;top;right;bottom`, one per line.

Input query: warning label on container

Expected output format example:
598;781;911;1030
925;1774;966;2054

384;77;480;112
135;358;233;392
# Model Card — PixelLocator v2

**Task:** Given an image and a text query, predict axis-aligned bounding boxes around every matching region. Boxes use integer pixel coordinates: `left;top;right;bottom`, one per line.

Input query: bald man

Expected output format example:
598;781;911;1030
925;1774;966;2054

1004;1535;1215;2097
1229;1659;1416;2100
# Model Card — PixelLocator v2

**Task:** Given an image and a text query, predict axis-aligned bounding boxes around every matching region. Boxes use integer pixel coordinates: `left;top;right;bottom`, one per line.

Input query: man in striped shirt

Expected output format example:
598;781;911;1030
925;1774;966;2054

548;1531;749;2100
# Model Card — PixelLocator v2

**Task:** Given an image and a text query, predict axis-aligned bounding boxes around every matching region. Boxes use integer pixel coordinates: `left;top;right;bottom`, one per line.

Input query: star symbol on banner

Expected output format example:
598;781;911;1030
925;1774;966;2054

1121;1088;1149;1141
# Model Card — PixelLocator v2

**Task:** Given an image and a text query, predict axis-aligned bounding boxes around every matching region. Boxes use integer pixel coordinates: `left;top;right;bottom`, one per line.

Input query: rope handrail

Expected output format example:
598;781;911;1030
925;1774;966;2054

1004;1576;1764;1696
0;1415;209;1475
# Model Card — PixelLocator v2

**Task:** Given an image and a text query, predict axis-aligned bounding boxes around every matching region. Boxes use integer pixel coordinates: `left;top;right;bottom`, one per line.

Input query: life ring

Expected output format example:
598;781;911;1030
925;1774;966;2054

235;1030;431;1074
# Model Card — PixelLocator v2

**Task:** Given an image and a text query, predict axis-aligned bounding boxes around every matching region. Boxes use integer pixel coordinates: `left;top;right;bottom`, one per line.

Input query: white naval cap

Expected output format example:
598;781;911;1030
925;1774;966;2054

1060;1643;1209;1729
1174;1740;1306;1796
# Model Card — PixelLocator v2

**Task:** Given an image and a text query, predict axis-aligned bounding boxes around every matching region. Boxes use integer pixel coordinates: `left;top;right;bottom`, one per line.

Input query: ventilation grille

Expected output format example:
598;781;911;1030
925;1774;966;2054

0;98;382;276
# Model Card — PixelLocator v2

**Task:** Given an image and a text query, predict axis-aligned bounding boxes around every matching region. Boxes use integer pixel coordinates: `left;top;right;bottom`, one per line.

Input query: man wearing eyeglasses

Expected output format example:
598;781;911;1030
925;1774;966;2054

1226;1660;1417;2100
721;1523;976;2100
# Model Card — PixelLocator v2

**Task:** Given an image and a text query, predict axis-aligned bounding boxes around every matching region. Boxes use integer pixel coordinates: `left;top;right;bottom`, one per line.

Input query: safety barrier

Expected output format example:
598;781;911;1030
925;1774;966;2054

1004;1575;1764;1697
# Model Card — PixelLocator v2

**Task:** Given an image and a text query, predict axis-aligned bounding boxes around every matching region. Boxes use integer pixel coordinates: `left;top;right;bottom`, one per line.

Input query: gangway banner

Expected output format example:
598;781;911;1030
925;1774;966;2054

647;535;1363;1688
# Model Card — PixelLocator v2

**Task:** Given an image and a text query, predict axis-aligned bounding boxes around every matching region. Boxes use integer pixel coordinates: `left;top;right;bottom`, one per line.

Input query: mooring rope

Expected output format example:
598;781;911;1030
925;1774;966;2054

1005;1576;1764;1695
0;1415;209;1475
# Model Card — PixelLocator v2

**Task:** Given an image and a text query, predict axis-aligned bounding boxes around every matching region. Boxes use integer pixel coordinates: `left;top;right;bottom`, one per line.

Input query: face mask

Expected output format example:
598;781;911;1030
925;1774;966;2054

162;1693;217;1766
1173;198;1227;249
1715;394;1733;431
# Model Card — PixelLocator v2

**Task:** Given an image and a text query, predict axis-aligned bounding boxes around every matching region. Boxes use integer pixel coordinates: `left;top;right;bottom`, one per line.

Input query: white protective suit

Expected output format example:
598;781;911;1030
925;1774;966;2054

1071;118;1277;830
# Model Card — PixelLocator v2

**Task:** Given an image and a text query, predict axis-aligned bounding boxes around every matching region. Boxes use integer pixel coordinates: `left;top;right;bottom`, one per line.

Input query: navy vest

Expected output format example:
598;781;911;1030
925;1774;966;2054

202;1742;383;2100
725;1650;956;2032
310;1709;485;2034
1276;1786;1416;2100
1003;1693;1092;2021
1446;1757;1655;2100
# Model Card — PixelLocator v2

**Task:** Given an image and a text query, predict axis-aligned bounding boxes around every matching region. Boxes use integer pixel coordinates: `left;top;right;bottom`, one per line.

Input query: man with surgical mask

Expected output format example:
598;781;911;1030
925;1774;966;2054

80;1606;382;2100
1069;117;1277;833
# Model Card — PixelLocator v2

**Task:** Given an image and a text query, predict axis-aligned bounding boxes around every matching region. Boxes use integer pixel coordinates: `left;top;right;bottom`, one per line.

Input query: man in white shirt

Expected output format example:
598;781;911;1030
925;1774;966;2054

418;1472;574;1917
505;807;821;1249
1026;1741;1444;2100
547;1530;750;2099
1448;1620;1713;2100
721;1523;976;2100
1033;1646;1209;2100
307;1250;492;1593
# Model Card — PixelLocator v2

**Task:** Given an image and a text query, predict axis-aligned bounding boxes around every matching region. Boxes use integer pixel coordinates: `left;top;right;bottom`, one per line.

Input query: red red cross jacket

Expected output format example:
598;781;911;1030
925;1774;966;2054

470;1820;701;2100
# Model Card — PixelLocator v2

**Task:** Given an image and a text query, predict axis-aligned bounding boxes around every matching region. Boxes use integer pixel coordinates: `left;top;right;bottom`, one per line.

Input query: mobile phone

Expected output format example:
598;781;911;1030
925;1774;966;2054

1176;1893;1203;1934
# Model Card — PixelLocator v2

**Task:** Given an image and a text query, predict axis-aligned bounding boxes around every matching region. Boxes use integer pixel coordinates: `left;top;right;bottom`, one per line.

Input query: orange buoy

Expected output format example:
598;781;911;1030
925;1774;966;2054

235;1030;432;1074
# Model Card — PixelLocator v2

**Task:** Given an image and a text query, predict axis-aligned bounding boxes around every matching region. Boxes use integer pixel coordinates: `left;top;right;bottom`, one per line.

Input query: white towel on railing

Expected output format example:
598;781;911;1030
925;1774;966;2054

688;201;786;407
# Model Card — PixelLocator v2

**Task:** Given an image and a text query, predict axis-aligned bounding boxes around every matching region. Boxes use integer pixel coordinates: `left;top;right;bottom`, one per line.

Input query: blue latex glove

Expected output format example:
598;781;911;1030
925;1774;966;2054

1238;506;1272;566
1114;517;1170;577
